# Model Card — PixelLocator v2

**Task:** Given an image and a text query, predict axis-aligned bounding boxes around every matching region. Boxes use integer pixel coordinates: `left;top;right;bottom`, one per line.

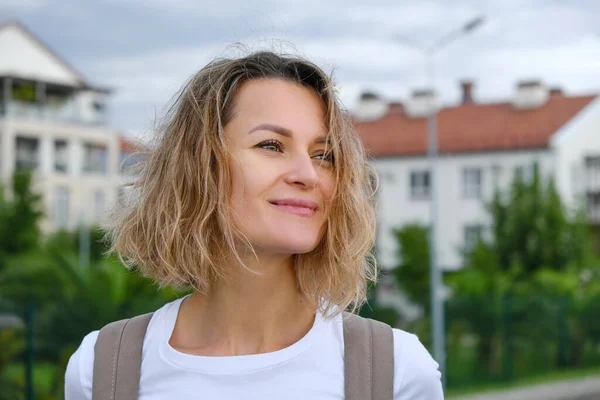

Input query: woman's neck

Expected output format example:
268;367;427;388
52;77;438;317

170;253;316;357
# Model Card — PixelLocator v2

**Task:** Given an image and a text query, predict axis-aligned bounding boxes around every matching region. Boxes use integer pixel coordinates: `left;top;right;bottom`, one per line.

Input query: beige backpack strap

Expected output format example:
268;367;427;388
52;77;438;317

343;312;395;400
92;313;153;400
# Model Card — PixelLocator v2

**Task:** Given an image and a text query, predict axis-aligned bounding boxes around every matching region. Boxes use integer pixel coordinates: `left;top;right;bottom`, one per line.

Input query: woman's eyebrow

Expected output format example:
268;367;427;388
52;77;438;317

247;123;292;138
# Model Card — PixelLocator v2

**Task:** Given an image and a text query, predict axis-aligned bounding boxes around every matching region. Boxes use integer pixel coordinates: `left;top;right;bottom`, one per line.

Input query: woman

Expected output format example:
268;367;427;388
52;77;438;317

65;51;443;399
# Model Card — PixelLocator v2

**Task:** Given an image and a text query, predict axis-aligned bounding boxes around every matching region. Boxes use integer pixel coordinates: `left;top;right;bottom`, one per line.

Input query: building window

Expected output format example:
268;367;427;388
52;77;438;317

54;140;68;173
83;142;107;174
585;156;600;193
588;193;600;224
491;164;502;190
586;156;600;170
463;167;483;198
53;186;69;228
410;170;430;199
514;164;535;184
93;190;105;222
464;225;484;253
376;169;395;185
15;136;39;170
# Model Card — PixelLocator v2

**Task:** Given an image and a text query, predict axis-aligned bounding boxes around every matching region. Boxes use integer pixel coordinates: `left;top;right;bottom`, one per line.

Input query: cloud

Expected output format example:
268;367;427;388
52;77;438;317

5;0;599;133
0;0;47;12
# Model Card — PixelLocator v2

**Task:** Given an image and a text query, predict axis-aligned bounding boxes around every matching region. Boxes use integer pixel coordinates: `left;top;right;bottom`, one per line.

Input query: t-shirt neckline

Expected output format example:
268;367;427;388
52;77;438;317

158;296;325;374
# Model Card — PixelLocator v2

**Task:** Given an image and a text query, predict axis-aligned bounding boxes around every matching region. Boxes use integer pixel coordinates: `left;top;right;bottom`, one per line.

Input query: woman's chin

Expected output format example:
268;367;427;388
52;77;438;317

261;239;322;256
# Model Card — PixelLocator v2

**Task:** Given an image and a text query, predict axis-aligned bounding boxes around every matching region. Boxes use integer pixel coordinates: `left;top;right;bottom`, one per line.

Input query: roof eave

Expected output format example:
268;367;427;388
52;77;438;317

0;20;95;89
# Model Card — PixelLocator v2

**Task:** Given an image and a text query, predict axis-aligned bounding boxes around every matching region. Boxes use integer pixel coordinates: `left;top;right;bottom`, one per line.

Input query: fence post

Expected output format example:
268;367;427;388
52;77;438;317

25;302;34;400
502;293;513;382
557;295;569;369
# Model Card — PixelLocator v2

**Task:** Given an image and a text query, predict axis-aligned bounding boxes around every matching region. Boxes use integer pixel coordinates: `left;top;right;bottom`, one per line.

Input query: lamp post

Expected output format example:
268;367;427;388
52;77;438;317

393;16;484;386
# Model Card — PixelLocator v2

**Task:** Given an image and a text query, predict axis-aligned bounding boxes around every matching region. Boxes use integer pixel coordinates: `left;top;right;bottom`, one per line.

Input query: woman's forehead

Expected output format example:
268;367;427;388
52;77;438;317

226;79;328;138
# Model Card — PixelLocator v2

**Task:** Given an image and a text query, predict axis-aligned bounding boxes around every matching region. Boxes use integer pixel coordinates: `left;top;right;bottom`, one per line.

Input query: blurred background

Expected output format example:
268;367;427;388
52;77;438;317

1;1;600;399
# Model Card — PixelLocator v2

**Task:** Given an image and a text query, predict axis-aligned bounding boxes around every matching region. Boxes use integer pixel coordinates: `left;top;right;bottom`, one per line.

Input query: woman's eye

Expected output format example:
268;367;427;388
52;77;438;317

257;140;283;152
315;152;335;164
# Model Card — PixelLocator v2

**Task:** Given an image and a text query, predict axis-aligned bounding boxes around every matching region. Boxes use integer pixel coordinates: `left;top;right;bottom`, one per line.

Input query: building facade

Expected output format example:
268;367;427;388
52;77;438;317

354;81;600;273
0;21;128;231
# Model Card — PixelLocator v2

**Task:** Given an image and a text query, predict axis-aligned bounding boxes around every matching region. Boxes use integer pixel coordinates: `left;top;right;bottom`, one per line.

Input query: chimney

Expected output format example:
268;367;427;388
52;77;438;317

513;80;549;110
549;87;564;96
460;80;474;104
388;101;404;113
405;89;437;118
353;91;389;122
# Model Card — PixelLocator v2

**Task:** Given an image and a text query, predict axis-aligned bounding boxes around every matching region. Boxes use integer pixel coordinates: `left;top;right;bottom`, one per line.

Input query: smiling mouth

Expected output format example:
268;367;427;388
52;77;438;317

269;200;318;217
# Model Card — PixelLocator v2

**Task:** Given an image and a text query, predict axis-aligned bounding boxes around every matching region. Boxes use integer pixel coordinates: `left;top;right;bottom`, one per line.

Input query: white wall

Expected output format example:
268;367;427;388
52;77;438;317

74;91;107;125
0;24;81;86
552;97;600;213
372;149;556;271
1;120;15;182
3;118;121;232
0;121;7;180
0;23;121;232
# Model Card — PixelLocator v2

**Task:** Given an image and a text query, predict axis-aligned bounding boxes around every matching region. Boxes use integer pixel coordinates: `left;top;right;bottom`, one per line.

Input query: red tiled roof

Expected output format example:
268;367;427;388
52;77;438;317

354;94;597;157
120;137;140;153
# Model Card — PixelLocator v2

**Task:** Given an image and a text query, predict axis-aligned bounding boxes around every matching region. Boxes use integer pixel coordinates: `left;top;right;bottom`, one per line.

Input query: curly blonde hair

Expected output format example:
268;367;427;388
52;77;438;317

108;50;378;316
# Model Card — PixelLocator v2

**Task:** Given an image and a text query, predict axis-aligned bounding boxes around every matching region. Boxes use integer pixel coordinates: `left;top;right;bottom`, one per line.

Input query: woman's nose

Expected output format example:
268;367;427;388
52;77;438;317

283;154;319;189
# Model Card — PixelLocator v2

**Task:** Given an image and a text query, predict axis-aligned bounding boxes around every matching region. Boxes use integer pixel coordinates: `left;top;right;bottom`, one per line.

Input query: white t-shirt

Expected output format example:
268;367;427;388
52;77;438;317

65;297;444;399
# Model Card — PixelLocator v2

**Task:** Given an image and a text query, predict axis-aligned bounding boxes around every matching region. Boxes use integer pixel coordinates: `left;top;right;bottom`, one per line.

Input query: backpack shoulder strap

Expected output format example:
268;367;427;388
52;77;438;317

92;313;153;400
343;311;395;400
91;311;393;399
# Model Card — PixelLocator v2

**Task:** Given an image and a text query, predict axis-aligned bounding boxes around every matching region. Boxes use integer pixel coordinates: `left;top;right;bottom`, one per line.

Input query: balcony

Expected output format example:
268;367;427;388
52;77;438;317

0;78;109;126
0;100;107;126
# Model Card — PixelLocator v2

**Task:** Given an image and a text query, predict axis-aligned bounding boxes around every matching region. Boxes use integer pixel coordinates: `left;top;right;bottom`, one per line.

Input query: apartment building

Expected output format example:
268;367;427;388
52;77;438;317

0;21;128;231
354;80;600;274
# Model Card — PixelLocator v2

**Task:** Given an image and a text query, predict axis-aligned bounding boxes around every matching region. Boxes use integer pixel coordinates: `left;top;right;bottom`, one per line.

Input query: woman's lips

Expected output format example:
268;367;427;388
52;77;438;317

269;198;318;216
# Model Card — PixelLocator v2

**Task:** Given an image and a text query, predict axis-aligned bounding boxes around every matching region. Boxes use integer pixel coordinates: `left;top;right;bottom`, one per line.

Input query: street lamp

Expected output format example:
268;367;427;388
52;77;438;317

392;15;485;386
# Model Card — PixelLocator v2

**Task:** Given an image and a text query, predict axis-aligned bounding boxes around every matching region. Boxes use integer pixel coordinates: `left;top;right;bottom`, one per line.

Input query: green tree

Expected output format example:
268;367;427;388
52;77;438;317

0;250;179;398
358;279;399;327
0;170;181;399
392;224;431;312
0;170;44;399
0;327;25;400
448;163;600;378
0;170;43;262
451;164;595;298
489;166;590;279
45;225;110;264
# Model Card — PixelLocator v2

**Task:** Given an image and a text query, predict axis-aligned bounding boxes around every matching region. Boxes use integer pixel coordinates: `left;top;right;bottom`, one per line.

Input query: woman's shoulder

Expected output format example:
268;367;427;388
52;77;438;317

390;328;444;399
63;298;181;400
64;329;99;400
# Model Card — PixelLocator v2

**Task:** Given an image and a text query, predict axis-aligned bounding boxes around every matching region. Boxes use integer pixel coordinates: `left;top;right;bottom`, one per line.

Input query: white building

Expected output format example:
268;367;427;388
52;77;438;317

0;21;130;231
354;80;600;275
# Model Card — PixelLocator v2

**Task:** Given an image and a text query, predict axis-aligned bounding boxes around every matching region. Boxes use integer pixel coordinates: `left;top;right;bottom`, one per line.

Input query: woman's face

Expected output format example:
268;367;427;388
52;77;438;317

224;78;335;256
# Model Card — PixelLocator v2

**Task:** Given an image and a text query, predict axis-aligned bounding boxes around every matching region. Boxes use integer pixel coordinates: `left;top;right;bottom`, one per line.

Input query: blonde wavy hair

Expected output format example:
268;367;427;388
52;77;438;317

108;50;378;316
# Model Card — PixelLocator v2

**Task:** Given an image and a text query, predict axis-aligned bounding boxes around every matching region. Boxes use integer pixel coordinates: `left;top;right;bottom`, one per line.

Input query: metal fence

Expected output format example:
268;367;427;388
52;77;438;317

442;294;600;389
2;294;600;398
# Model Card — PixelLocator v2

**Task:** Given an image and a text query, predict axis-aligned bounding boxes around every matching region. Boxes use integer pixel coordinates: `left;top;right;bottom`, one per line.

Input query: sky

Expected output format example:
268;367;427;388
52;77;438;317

2;0;600;138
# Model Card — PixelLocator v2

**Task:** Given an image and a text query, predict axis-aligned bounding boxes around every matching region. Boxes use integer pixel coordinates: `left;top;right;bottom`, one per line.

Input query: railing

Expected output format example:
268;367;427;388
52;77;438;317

0;100;107;126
